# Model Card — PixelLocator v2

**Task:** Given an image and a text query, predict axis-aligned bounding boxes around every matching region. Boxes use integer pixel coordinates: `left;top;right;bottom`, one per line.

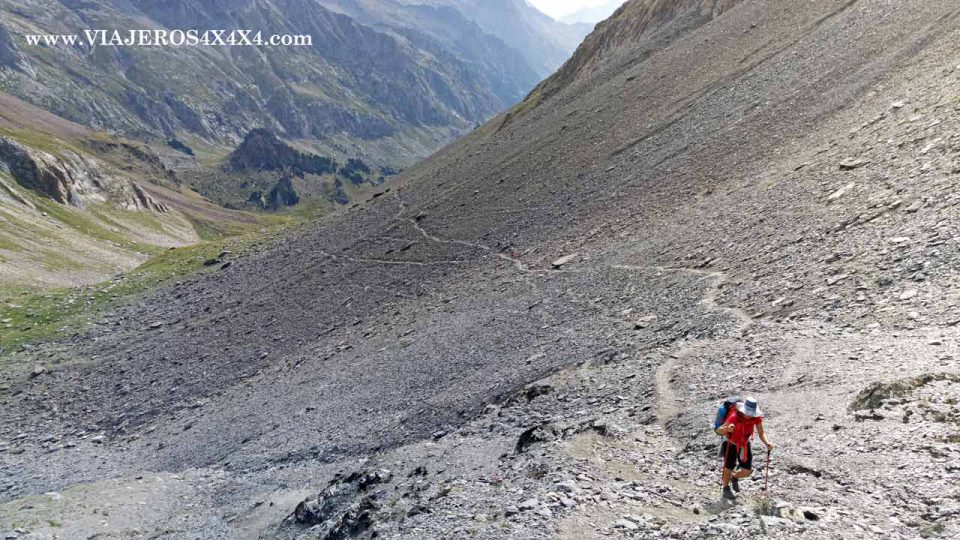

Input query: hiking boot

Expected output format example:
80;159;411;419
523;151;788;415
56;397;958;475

731;476;740;492
722;486;737;501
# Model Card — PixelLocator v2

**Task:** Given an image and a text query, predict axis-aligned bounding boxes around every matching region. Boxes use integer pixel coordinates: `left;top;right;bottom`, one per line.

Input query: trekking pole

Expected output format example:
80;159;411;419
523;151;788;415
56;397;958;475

719;443;725;488
763;447;771;496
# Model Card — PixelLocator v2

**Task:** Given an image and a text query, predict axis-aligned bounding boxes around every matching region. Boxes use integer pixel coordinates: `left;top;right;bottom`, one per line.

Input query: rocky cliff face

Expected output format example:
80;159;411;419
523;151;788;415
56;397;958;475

0;24;21;70
0;136;165;211
315;0;547;104
0;93;213;287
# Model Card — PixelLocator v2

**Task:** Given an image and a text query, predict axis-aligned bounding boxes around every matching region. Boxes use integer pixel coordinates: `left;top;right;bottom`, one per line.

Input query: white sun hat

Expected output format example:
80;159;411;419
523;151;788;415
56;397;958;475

737;397;763;418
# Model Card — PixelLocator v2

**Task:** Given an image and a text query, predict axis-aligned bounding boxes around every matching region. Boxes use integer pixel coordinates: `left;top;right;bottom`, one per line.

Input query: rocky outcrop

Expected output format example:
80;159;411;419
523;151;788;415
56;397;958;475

290;469;392;538
85;139;180;188
0;136;100;205
227;129;337;177
850;373;960;411
224;130;385;209
0;136;166;211
557;0;741;86
131;183;166;212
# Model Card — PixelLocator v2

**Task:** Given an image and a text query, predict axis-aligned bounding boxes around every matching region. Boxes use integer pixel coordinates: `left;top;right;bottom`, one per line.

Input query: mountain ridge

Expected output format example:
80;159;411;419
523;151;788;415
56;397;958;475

507;0;741;123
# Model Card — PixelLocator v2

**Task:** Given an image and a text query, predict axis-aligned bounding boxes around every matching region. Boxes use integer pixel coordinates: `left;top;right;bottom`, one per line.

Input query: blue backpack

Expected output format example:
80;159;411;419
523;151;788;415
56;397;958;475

713;396;742;430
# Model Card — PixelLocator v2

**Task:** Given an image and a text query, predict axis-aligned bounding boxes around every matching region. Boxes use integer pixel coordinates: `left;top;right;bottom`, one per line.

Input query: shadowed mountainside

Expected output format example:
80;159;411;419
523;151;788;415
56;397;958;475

0;0;585;168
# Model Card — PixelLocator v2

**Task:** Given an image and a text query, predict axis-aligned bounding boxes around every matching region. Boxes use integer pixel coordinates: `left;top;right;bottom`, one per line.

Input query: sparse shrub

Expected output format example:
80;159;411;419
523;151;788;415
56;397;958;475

754;496;774;516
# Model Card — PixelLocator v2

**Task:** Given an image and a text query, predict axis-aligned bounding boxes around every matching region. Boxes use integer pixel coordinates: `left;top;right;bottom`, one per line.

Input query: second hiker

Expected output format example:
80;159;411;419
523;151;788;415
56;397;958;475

715;396;773;500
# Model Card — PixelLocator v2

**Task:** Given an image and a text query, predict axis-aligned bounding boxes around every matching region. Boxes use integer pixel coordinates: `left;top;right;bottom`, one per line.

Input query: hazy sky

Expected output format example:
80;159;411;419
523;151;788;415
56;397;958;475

527;0;619;19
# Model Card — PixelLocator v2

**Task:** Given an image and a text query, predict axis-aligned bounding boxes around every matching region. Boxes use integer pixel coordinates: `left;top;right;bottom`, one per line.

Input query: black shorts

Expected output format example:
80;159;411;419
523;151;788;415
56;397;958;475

720;441;753;470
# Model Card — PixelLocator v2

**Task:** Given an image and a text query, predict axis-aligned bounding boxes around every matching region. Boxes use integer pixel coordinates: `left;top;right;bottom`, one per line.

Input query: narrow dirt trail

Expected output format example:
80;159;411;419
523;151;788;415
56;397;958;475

394;190;535;273
372;194;755;432
654;352;683;426
550;265;763;538
655;267;752;427
613;265;752;427
653;266;753;333
313;248;465;267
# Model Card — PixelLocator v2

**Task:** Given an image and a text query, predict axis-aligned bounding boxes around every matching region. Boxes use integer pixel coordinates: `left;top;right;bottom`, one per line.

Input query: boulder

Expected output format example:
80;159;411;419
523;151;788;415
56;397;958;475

551;254;578;268
839;158;870;170
773;500;820;522
292;468;392;538
827;182;855;201
516;423;560;453
517;498;539;511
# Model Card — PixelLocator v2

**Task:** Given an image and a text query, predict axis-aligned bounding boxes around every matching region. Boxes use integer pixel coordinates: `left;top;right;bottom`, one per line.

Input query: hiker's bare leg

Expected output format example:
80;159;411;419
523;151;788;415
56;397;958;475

734;468;752;479
722;467;733;487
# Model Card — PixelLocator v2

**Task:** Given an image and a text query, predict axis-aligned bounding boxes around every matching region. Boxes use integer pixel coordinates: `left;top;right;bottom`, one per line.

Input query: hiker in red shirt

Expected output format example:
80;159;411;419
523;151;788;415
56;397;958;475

714;397;774;500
